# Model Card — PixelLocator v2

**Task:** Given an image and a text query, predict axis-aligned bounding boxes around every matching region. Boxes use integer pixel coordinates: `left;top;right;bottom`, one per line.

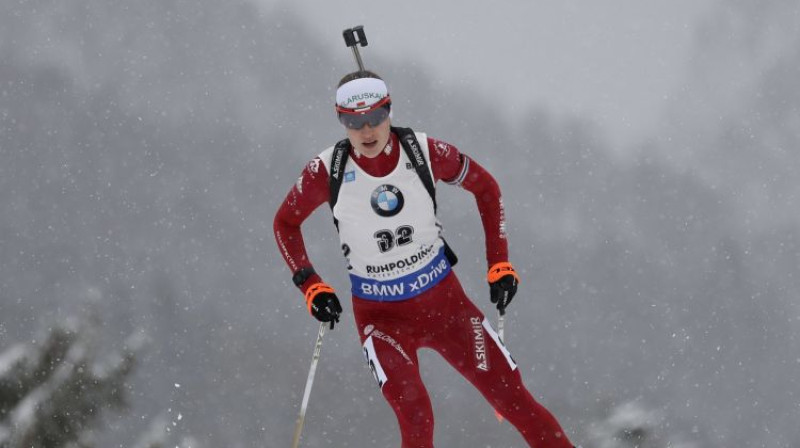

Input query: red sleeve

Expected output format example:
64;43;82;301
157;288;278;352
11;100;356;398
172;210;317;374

427;137;509;268
273;157;329;293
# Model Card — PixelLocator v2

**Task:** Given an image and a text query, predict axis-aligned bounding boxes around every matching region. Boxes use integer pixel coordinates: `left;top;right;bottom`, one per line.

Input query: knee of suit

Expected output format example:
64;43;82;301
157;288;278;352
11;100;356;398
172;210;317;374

383;380;433;424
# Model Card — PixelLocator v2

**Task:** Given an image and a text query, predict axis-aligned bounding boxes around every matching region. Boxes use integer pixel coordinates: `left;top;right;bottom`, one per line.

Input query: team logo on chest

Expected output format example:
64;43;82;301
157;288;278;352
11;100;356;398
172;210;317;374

370;184;405;217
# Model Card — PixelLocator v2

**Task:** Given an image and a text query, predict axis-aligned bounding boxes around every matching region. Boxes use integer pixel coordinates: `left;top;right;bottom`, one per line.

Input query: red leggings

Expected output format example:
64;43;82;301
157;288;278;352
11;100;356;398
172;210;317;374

353;272;573;448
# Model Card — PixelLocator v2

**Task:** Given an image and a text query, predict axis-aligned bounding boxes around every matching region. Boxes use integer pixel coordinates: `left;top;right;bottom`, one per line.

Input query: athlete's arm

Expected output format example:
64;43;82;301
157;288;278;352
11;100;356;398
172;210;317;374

427;137;509;267
273;157;330;293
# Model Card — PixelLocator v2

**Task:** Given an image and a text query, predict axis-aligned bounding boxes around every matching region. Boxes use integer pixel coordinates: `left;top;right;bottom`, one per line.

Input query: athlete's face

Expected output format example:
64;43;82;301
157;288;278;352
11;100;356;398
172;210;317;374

345;116;392;158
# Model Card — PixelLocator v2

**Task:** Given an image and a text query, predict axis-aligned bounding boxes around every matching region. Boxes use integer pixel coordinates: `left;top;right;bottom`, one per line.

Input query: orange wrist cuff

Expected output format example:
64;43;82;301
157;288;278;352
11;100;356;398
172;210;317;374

304;282;335;313
487;262;520;284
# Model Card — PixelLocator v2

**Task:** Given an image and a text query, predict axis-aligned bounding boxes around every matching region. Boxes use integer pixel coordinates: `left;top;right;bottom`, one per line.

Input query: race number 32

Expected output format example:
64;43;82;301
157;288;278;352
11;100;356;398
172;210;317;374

374;225;414;253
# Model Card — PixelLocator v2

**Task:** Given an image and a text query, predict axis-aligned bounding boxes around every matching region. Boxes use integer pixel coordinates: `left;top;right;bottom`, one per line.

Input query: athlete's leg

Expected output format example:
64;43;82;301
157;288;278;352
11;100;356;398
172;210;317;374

427;275;574;448
354;301;436;448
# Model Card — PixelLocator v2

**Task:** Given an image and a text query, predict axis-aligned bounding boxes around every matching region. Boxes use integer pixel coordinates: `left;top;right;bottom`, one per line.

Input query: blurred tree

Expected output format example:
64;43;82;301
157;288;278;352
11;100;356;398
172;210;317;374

587;400;701;448
0;312;143;447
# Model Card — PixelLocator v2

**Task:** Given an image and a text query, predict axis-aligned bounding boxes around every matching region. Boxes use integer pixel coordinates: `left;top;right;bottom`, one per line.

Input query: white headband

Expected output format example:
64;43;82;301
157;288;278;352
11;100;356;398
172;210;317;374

336;78;389;110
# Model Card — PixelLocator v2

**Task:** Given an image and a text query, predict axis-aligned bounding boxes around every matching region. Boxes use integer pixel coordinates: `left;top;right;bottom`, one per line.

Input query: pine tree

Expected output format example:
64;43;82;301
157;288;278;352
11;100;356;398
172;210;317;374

587;400;702;448
0;313;143;447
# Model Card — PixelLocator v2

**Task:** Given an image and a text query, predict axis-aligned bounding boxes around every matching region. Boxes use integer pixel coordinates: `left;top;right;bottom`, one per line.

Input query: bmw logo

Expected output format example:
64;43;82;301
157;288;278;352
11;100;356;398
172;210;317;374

370;184;404;217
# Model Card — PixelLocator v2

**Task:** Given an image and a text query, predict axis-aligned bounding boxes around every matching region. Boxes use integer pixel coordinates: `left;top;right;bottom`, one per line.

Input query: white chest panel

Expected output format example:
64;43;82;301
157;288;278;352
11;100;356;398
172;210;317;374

320;133;444;282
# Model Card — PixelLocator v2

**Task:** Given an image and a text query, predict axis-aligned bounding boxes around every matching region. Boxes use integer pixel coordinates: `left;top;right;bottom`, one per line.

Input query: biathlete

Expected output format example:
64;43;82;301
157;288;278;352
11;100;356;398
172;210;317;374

273;69;576;447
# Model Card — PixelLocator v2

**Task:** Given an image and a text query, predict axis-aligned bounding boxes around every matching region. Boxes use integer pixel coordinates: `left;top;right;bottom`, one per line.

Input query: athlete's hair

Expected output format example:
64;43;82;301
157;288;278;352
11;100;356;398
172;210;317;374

337;70;383;88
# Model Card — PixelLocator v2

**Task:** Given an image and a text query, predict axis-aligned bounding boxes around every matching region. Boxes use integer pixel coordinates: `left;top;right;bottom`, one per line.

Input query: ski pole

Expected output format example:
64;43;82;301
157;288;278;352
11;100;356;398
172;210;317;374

291;322;326;448
497;311;505;344
494;310;506;423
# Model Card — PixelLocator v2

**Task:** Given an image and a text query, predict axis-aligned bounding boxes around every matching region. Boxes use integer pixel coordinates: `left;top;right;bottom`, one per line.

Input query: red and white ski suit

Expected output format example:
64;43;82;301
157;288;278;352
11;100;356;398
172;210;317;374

274;131;572;448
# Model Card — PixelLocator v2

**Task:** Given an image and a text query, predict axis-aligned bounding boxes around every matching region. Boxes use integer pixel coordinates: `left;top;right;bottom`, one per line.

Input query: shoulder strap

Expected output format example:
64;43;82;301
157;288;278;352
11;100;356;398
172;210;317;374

391;126;437;213
393;126;457;265
328;138;352;211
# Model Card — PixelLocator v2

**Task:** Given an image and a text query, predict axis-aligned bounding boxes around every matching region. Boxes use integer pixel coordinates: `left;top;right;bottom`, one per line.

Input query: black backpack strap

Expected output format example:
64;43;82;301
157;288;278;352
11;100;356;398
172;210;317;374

392;126;458;266
328;138;352;211
328;138;352;232
392;126;438;213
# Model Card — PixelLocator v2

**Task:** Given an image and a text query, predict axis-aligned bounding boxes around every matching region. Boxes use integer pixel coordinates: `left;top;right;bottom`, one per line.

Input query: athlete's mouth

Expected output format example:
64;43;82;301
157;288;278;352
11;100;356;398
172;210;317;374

362;139;378;149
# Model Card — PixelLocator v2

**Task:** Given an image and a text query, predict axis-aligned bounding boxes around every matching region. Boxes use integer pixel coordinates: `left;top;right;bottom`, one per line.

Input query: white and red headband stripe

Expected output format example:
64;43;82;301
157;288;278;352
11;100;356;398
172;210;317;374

336;78;389;111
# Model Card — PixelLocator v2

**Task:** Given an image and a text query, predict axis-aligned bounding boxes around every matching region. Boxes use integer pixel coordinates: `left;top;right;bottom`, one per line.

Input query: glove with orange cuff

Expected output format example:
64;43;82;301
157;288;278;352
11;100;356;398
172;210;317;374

304;282;343;330
487;262;520;316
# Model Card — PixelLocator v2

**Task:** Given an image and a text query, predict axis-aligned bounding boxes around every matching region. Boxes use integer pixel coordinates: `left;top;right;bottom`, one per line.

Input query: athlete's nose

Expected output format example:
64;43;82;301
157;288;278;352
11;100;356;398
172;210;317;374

357;124;376;137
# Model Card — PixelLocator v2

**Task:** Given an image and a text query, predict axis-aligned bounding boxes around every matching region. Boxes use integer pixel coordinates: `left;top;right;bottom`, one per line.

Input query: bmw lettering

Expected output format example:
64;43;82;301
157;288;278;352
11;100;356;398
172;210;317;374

370;184;404;217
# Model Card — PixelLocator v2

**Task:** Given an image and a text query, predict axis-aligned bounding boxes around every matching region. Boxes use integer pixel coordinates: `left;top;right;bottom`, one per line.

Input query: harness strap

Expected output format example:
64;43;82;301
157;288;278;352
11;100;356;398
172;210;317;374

392;126;438;213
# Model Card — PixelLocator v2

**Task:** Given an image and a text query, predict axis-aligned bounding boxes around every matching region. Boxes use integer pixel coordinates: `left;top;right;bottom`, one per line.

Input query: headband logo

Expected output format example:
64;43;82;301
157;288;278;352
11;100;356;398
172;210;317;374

342;92;385;108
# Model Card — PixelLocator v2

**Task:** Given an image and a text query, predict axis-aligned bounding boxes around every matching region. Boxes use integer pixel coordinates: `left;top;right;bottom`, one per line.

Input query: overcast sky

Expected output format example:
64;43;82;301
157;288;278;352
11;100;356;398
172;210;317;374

259;0;717;148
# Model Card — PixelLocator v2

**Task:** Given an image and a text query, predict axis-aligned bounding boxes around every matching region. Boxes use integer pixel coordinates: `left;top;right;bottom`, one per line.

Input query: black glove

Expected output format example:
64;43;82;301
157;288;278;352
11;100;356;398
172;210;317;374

488;262;520;316
305;283;343;329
